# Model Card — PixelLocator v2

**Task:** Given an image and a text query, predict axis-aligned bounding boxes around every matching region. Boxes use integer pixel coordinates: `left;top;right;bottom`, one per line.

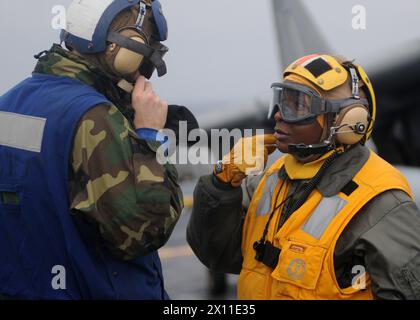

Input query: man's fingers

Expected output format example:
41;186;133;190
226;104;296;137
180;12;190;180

134;76;146;91
144;81;154;93
263;134;277;146
161;100;169;119
261;134;277;154
133;76;146;97
161;100;168;109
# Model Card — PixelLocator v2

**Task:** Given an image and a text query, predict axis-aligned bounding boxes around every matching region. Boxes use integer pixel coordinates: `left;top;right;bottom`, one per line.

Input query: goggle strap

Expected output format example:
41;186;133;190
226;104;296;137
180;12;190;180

311;97;324;114
108;31;154;57
326;98;369;113
324;100;341;113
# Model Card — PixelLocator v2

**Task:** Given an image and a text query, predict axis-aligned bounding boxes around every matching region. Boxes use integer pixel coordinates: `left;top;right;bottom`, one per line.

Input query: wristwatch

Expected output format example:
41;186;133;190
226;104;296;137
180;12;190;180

215;160;224;174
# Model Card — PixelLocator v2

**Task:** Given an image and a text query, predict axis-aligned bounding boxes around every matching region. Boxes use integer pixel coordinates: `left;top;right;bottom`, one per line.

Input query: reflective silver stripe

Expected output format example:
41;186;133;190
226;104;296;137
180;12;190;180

301;195;348;239
0;111;46;153
256;172;280;216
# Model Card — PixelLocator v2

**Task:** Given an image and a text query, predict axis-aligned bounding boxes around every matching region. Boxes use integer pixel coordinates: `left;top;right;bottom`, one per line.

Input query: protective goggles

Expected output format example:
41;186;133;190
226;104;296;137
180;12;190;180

268;82;369;124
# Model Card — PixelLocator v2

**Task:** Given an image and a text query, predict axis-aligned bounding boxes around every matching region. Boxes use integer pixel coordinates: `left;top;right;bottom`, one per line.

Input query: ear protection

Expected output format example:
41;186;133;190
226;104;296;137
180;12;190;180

106;29;147;77
332;65;371;146
333;104;370;145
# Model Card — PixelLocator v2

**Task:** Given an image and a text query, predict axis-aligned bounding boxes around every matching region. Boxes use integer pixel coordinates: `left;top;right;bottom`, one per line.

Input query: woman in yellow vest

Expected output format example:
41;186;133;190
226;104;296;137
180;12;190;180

187;54;420;300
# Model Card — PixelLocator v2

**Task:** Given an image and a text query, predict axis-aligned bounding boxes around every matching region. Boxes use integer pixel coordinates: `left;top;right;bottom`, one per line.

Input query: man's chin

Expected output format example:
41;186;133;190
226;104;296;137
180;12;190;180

276;140;289;154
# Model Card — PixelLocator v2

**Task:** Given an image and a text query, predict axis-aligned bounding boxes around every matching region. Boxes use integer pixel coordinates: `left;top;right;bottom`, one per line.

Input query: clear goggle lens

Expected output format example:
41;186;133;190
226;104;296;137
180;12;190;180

268;85;316;123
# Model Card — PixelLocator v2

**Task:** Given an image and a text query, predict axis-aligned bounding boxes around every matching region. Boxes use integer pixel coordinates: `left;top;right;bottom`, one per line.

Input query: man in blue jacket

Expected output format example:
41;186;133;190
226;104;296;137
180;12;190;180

0;0;183;299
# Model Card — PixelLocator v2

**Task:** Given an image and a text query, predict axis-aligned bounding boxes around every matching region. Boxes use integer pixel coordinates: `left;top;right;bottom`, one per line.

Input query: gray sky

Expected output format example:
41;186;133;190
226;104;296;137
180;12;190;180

1;0;419;111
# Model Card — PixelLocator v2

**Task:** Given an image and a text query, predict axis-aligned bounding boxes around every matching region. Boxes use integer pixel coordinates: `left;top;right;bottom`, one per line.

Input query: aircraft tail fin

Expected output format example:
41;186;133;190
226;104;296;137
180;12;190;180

271;0;332;69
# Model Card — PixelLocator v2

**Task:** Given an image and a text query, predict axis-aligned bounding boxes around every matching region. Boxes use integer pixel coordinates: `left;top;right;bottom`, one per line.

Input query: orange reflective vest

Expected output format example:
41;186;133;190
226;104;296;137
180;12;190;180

238;150;412;300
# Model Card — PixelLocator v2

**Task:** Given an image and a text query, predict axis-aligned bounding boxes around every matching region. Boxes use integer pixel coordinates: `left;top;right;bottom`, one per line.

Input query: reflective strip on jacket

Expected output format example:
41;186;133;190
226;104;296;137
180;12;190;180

238;150;413;300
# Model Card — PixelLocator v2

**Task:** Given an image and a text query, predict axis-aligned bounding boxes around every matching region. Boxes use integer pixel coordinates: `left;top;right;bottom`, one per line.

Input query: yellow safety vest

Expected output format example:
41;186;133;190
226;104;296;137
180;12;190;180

238;150;412;300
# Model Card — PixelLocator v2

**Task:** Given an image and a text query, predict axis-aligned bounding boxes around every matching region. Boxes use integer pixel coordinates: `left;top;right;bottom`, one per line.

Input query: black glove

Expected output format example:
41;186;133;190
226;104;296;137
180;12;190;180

165;105;200;146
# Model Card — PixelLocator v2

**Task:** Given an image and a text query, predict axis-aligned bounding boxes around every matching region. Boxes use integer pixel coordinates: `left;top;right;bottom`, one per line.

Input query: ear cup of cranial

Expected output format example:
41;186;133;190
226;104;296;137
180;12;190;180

334;105;370;145
109;29;146;75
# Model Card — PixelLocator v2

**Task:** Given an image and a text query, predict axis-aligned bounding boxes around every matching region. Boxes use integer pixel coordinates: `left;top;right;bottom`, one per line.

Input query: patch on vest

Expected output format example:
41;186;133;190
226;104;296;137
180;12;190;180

287;258;307;280
0;111;46;152
290;244;306;253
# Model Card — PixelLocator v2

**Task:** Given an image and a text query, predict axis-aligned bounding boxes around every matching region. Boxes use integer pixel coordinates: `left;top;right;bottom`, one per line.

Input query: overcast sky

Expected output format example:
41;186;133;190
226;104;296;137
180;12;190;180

1;0;419;112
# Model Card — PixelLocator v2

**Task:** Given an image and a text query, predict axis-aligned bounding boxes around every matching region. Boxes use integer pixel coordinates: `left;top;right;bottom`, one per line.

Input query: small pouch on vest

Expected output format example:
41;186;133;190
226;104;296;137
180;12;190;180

271;240;327;290
0;184;21;213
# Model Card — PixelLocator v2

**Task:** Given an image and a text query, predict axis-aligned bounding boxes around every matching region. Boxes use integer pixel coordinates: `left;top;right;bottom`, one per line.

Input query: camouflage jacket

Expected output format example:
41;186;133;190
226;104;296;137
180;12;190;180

34;44;183;260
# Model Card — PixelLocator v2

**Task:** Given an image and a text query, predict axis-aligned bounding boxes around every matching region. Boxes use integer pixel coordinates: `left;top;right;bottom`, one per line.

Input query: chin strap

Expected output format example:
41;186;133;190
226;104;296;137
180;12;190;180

288;115;351;157
117;79;135;93
288;142;334;157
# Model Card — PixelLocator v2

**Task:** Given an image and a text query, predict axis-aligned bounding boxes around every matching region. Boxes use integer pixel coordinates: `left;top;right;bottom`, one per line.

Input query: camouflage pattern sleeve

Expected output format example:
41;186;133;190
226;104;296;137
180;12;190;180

69;103;184;260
